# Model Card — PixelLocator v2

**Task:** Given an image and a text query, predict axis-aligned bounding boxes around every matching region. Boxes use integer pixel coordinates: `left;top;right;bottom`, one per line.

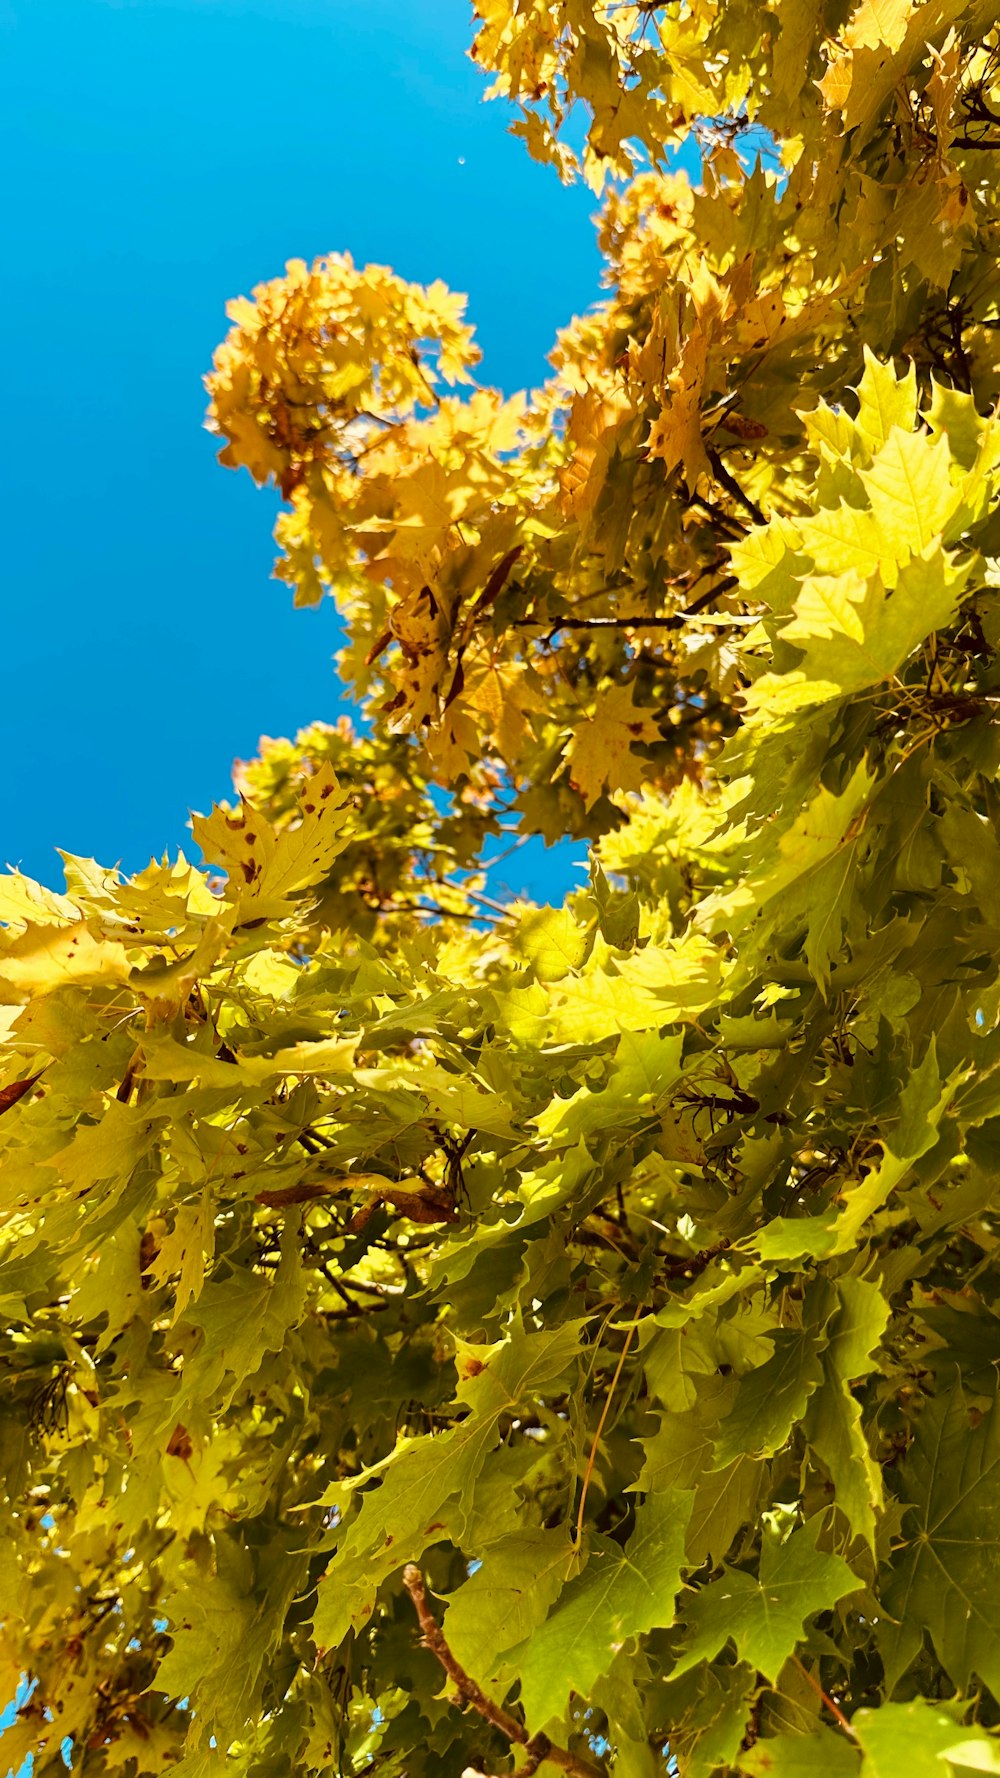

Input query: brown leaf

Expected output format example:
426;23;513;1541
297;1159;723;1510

0;1072;43;1116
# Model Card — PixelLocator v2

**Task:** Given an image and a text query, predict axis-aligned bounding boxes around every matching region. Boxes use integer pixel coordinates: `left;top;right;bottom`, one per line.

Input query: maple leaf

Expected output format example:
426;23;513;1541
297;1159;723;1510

0;918;131;1002
192;758;350;917
11;2;1000;1769
567;681;662;807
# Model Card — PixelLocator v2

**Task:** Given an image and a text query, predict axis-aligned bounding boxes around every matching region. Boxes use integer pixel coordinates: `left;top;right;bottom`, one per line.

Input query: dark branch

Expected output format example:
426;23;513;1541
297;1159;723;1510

256;1179;346;1209
707;449;767;525
510;576;739;640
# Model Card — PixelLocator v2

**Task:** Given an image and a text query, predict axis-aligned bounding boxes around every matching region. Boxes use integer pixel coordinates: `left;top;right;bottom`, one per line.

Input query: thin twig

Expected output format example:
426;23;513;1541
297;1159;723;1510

402;1566;605;1778
509;578;739;640
376;895;502;927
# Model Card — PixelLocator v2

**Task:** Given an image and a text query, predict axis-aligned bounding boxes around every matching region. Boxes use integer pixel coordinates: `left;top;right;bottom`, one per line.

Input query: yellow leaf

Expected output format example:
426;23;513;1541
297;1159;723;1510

798;502;898;586
646;320;710;485
148;1198;215;1324
103;1716;182;1772
823;0;968;139
567;683;663;808
0;872;76;928
423;707;480;781
47;1100;162;1197
862;426;959;555
843;0;914;52
819;52;854;112
926;29;961;154
733;289;788;354
853;347;918;456
0;920;131;1004
192;760;350;917
783;570;868;646
497;934;724;1046
511;904;590;982
128;917;231;1020
140;1030;356;1088
243;1036;357;1080
559;387;630;520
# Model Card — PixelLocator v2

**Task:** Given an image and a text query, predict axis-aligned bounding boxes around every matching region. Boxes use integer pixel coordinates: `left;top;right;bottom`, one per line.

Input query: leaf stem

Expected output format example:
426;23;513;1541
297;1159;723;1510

791;1653;856;1738
572;1308;642;1549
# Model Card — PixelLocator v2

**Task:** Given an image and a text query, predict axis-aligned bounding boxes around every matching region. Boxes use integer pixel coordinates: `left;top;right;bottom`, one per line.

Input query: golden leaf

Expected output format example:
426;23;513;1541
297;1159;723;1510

567;683;663;808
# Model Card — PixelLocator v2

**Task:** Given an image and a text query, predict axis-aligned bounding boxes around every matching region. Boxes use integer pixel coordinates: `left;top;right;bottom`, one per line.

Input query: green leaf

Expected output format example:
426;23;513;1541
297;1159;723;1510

854;1701;1000;1776
441;1528;572;1688
512;1490;692;1732
711;1325;828;1468
671;1517;860;1684
313;1321;583;1652
753;1038;958;1260
156;1531;306;1749
881;1383;1000;1699
805;1278;889;1547
697;760;874;991
182;1225;308;1410
739;1724;859;1775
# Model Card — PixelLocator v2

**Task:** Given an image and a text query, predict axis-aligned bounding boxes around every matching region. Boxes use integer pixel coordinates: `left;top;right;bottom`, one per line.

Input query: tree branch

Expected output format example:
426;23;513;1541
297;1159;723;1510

256;1179;347;1209
707;449;767;525
509;577;739;641
255;1176;456;1223
402;1565;605;1778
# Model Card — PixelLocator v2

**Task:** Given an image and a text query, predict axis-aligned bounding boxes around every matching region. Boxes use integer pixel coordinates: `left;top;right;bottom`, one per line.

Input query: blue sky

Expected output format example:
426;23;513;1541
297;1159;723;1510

2;0;692;901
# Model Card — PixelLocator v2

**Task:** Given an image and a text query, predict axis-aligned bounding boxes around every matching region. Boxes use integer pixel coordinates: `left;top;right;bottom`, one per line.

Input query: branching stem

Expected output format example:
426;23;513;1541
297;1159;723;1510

402;1565;605;1778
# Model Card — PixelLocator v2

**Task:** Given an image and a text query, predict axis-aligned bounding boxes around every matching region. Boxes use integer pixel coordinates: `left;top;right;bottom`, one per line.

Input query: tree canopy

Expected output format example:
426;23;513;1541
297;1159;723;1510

6;4;1000;1774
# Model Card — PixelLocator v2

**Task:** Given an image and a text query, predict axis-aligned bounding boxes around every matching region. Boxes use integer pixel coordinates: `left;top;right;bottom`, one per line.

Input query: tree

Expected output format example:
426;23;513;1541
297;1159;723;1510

5;2;1000;1773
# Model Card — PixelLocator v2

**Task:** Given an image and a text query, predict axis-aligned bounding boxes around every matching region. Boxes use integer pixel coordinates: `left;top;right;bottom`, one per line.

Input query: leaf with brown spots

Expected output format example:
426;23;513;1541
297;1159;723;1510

0;921;131;1003
192;759;350;917
567;682;663;808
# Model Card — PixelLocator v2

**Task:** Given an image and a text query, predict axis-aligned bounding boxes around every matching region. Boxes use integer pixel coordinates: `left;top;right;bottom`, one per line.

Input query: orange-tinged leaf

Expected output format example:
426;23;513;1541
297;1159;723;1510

646;321;710;485
568;683;663;808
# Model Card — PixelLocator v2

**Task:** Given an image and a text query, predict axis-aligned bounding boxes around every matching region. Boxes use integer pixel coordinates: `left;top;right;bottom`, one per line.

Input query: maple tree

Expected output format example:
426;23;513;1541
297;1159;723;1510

8;2;1000;1774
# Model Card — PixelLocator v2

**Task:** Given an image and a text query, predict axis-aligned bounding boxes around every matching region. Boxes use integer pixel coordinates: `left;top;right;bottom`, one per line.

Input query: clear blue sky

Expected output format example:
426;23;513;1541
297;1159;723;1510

2;0;692;900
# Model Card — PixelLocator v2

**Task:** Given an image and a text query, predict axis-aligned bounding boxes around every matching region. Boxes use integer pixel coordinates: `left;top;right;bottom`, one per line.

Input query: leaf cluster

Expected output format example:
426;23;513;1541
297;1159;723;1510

9;4;1000;1776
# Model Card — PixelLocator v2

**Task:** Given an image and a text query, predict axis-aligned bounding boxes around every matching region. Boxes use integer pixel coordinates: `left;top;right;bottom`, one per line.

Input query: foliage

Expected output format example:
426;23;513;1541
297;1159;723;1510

6;4;1000;1775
